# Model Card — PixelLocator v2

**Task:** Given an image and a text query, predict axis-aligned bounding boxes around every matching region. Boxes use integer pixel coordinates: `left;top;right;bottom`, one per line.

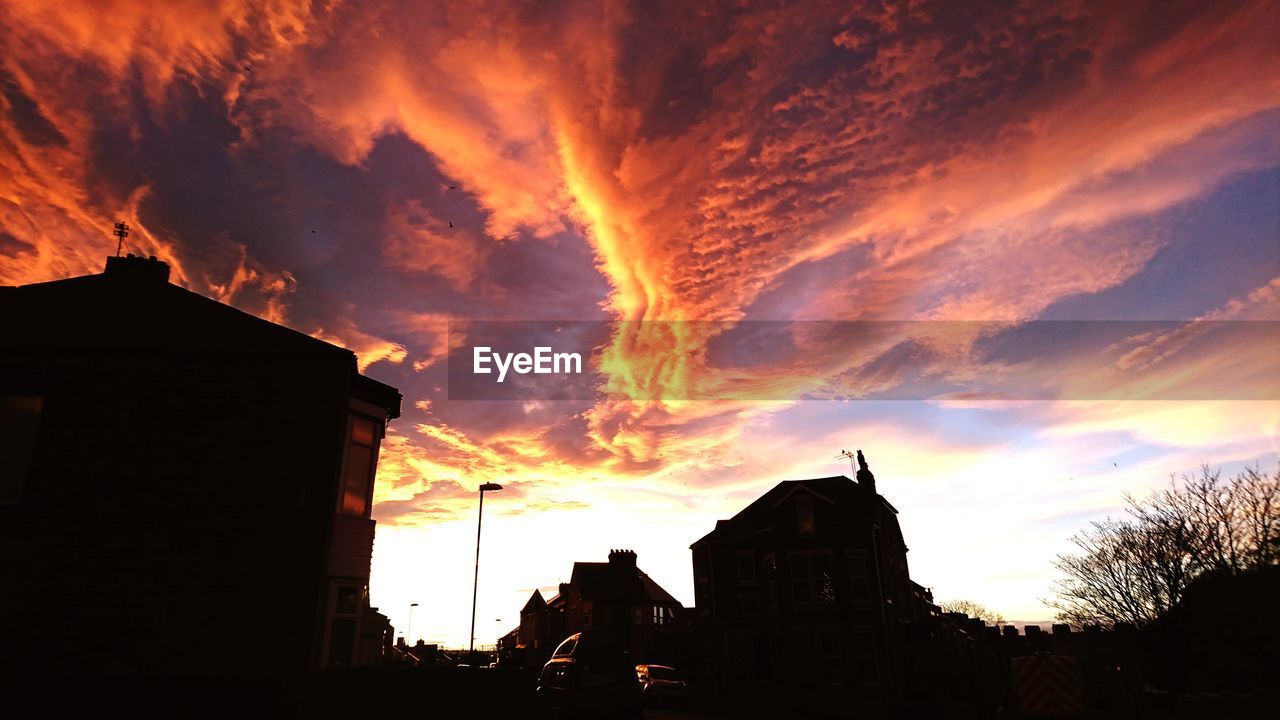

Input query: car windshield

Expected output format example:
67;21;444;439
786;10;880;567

552;635;578;657
648;666;680;681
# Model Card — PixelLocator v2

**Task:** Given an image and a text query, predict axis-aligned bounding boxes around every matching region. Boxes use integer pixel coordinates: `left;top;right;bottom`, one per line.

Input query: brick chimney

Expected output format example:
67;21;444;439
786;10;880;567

607;549;637;569
104;253;170;284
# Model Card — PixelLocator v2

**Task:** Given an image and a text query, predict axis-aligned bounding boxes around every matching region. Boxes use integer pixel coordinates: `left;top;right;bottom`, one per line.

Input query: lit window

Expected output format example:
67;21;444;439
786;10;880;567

794;495;815;536
0;396;43;505
341;414;380;516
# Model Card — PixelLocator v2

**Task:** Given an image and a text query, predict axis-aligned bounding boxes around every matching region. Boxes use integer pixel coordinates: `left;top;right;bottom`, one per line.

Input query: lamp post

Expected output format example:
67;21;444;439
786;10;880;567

407;602;418;644
469;482;503;657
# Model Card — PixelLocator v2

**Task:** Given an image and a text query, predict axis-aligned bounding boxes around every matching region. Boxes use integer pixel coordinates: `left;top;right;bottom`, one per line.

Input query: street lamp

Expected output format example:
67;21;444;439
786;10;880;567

495;618;502;659
469;482;503;657
407;602;418;644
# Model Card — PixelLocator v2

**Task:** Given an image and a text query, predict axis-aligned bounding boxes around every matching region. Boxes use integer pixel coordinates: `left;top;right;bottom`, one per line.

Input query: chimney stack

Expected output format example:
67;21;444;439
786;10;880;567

608;549;637;569
855;449;877;493
104;253;170;284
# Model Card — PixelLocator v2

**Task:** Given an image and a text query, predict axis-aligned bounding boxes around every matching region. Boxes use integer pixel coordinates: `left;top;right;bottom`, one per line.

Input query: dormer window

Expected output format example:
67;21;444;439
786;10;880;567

795;495;815;537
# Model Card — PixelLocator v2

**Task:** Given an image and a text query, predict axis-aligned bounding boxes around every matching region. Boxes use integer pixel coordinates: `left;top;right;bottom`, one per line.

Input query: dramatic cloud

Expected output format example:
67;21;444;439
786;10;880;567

2;0;1277;644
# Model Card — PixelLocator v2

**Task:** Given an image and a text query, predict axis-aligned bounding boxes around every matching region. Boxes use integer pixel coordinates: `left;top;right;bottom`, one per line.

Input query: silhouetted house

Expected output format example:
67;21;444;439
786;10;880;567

0;255;401;678
515;587;569;670
358;605;395;667
514;588;553;668
496;626;521;667
516;549;685;669
690;452;933;713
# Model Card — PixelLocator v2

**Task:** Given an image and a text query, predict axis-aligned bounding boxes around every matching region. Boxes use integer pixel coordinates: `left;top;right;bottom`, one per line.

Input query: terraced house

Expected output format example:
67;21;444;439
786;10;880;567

0;254;401;677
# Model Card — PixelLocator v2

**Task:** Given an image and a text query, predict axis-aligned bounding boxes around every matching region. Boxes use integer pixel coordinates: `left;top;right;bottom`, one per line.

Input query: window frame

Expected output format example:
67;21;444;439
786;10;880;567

0;394;44;506
847;549;872;606
338;411;383;517
788;550;836;608
794;494;816;537
763;553;778;613
850;628;881;686
736;548;756;585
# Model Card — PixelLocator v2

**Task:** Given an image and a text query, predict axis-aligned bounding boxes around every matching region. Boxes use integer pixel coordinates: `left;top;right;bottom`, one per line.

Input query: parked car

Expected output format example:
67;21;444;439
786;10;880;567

635;664;688;704
537;630;642;718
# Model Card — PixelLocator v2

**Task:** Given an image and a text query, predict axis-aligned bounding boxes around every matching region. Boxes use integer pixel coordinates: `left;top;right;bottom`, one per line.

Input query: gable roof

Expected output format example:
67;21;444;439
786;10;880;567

570;562;644;603
770;482;837;509
5;261;343;356
521;589;547;614
690;475;899;547
638;571;679;605
2;256;400;417
567;561;682;607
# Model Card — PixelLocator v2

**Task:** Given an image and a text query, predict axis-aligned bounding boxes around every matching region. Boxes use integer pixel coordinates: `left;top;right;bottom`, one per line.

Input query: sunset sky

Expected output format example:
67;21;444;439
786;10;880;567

2;0;1277;647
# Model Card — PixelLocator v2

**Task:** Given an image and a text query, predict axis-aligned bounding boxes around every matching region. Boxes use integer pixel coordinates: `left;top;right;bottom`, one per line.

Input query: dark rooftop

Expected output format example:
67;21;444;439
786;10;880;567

2;254;401;417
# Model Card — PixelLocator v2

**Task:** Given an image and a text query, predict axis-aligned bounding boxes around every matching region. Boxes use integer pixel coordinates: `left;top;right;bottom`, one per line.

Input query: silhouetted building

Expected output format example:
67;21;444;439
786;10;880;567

515;549;685;670
690;453;934;714
496;626;520;667
358;605;395;667
0;255;401;678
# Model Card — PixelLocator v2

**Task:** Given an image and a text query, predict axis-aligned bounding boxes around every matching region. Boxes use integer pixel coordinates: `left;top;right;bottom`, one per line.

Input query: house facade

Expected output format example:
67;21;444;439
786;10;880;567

690;452;937;713
511;549;686;670
0;254;401;677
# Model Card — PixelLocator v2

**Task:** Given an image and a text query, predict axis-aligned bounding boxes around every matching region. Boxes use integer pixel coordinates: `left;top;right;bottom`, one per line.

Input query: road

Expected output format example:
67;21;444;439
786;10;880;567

643;708;715;720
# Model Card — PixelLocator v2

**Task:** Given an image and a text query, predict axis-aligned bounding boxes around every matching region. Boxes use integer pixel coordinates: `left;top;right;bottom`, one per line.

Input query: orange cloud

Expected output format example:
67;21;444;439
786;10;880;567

4;3;1278;638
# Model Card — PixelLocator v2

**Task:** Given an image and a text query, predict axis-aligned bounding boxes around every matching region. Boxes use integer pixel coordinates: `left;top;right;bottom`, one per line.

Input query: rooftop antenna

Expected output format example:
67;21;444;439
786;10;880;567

112;221;130;257
836;449;857;476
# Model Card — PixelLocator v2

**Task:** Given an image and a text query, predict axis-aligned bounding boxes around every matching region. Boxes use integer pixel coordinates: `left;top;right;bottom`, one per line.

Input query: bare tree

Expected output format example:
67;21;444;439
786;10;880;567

1049;464;1280;628
1229;466;1280;568
938;599;1006;626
